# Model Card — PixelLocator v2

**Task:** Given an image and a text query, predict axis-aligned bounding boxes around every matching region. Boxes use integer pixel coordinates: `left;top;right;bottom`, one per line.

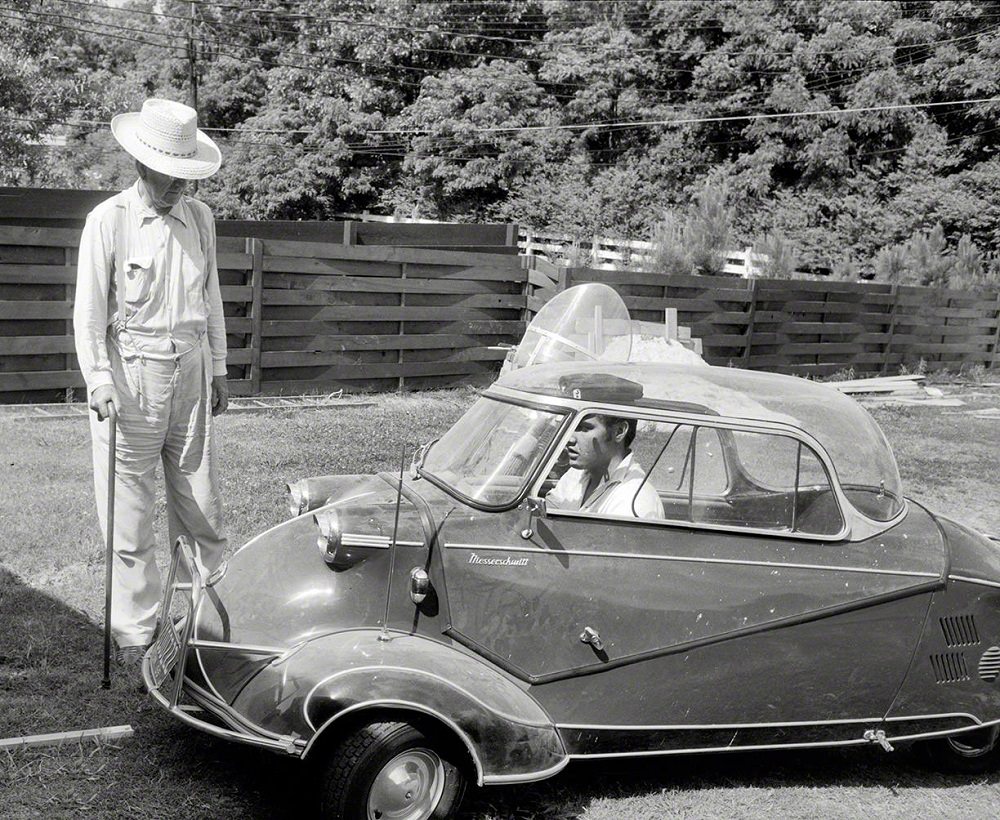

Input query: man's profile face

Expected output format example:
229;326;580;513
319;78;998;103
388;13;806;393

566;415;622;475
138;164;188;210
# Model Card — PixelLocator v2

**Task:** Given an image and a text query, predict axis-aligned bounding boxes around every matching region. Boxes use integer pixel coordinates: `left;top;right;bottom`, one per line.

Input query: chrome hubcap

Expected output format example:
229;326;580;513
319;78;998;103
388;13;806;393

946;726;1000;758
367;748;444;820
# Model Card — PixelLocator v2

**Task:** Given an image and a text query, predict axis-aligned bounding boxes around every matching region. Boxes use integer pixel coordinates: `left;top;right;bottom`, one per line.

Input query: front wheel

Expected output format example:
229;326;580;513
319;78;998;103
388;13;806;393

319;721;467;820
917;725;1000;774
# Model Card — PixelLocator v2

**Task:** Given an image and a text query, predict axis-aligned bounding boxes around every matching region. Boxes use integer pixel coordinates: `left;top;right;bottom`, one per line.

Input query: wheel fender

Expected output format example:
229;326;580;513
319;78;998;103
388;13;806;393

291;632;565;784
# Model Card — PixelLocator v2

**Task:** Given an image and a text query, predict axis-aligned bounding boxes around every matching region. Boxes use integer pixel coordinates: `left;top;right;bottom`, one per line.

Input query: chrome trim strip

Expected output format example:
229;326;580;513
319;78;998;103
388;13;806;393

558;717;881;731
887;715;1000;743
568;738;868;759
543;506;848;543
949;575;1000;590
481;756;572;785
445;542;939;580
232;514;299;557
557;711;983;732
884;711;981;724
188;640;285;654
301;699;487;786
340;534;425;548
302;661;553;732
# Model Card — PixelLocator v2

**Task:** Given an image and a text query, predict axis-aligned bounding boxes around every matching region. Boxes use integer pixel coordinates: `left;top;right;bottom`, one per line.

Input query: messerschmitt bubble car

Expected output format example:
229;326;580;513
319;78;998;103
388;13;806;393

144;285;1000;820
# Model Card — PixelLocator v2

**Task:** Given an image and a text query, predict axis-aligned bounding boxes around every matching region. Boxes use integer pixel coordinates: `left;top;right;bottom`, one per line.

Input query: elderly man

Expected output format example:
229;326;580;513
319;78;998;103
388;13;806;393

546;414;664;519
73;98;229;672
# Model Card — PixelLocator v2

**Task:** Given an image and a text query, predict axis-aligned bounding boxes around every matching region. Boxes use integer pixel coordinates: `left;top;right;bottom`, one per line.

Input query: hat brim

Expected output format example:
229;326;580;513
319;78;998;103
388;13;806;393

111;112;222;180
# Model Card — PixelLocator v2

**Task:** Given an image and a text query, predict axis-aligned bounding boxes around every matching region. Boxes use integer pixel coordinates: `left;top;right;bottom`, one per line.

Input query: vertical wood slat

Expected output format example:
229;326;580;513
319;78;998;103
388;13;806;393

64;246;73;401
741;277;759;368
248;238;264;395
993;292;1000;366
399;262;406;392
881;284;899;374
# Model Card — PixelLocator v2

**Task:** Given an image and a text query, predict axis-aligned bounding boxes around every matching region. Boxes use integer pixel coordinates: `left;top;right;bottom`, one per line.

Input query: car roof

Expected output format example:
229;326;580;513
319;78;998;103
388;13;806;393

497;361;842;425
495;361;905;520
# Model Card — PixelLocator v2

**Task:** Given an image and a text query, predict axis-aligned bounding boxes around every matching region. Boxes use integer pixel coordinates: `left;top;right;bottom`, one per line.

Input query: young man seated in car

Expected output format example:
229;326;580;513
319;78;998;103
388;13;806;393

545;414;664;520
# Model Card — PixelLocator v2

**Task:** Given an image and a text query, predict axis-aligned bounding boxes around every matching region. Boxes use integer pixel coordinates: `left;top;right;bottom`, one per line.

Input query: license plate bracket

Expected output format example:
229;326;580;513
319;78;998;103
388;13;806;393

148;620;182;689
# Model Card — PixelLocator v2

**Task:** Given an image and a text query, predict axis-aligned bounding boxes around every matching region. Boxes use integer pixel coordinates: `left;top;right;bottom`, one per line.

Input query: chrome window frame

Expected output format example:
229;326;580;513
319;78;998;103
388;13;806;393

485;384;908;543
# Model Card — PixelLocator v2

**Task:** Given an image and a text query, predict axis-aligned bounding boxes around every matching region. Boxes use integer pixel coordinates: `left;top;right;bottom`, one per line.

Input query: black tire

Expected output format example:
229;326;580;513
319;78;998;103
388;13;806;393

918;726;1000;774
319;721;467;820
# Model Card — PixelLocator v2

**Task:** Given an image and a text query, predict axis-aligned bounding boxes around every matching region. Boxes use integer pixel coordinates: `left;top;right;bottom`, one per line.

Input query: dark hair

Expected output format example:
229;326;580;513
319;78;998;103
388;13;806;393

595;415;637;449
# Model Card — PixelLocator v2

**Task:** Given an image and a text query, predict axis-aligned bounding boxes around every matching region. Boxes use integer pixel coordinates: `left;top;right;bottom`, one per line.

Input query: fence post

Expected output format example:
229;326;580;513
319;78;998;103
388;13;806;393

506;222;518;249
248;237;264;396
398;262;407;392
64;245;74;401
992;290;1000;370
741;277;759;368
342;220;356;246
881;284;899;374
557;266;573;292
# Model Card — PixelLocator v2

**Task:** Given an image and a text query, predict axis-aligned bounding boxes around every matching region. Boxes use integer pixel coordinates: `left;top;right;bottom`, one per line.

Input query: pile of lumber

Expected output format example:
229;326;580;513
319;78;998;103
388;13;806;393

825;374;964;407
825;374;928;396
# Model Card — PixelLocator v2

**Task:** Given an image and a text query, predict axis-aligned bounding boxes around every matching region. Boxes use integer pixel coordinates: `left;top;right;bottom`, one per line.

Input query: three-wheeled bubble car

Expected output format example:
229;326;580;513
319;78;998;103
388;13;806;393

144;286;1000;820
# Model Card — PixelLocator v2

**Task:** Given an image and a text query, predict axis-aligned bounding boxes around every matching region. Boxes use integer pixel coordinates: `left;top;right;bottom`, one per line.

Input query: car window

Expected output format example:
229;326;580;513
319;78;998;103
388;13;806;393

644;424;842;536
544;414;843;537
642;423;728;497
423;397;567;507
691;429;843;535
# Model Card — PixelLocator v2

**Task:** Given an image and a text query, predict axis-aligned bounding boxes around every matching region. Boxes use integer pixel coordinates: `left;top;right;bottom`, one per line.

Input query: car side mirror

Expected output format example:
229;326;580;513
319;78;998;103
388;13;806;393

520;496;546;539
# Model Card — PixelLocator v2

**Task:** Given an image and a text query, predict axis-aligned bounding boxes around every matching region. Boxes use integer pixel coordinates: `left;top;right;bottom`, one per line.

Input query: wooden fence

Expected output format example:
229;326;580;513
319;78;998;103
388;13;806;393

546;266;1000;376
0;224;525;403
2;189;999;402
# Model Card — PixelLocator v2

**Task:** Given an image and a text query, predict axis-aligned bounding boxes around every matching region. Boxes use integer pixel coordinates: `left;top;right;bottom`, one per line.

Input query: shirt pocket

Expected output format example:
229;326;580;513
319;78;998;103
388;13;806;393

122;255;155;307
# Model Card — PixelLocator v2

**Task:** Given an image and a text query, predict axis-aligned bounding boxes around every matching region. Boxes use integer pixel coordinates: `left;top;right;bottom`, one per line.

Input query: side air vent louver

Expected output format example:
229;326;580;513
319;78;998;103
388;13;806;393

930;653;970;684
979;647;1000;682
940;615;980;647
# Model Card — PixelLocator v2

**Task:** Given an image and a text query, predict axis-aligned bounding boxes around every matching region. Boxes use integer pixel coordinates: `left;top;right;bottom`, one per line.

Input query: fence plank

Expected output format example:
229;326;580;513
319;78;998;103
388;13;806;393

262;240;526;268
266;272;515;295
0;301;73;320
248;238;264;394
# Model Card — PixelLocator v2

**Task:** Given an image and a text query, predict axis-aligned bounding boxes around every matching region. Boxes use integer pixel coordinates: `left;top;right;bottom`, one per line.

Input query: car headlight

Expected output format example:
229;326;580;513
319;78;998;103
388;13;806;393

287;480;309;518
314;509;342;558
313;509;371;571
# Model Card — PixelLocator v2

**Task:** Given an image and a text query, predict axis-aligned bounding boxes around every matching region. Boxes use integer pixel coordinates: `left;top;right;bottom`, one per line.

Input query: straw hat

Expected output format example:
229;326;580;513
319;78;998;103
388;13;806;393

111;98;221;180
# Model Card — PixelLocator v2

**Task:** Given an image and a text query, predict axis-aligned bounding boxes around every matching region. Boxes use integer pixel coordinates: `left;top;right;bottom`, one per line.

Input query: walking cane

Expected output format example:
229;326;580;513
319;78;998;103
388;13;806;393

101;406;117;689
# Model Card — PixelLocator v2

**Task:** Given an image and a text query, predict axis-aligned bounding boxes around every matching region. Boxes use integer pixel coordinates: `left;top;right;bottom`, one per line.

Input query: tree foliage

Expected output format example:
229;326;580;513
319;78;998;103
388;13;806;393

5;0;1000;283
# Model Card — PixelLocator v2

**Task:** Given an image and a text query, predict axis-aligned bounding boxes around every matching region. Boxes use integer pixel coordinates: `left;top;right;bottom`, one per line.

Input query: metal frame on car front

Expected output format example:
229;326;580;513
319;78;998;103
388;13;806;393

142;536;306;756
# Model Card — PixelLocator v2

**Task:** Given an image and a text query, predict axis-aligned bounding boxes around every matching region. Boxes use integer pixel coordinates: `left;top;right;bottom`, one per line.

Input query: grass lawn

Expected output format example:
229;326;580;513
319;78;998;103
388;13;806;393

1;384;999;819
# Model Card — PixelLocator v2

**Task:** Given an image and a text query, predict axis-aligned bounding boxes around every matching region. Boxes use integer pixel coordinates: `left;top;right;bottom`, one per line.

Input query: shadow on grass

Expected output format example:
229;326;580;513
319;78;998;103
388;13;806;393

0;568;311;818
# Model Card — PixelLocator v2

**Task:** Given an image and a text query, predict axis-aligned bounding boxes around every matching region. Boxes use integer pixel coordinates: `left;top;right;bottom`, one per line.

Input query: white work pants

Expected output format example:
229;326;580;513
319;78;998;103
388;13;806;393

89;336;227;648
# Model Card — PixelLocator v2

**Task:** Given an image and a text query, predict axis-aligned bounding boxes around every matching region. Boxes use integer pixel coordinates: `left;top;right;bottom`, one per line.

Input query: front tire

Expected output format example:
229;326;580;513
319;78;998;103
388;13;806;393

918;725;1000;774
319;721;467;820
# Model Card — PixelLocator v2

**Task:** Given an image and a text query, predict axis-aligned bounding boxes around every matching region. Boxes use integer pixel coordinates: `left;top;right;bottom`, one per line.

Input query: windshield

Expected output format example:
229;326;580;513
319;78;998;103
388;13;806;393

422;397;567;507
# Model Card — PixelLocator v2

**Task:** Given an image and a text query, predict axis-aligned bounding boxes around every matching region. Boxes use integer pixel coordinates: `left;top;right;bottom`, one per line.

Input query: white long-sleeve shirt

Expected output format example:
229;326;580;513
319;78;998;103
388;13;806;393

73;182;228;394
546;452;665;520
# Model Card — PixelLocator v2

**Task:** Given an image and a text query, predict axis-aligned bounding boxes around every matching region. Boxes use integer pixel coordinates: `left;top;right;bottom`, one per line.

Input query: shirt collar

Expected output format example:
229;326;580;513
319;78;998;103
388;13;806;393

607;451;638;483
128;180;189;226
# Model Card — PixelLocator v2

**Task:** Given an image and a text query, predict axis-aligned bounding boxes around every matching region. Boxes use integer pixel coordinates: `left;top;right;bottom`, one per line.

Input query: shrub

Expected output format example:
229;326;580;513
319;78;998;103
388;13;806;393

752;232;799;279
685;184;732;276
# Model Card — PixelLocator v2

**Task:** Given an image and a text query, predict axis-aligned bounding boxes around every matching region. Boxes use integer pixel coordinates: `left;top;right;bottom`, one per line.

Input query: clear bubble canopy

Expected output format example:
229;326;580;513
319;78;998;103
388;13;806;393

508;283;632;371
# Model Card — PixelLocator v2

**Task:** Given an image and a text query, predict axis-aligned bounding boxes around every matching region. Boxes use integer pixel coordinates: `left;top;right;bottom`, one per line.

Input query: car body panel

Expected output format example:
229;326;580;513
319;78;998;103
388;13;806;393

143;360;1000;786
